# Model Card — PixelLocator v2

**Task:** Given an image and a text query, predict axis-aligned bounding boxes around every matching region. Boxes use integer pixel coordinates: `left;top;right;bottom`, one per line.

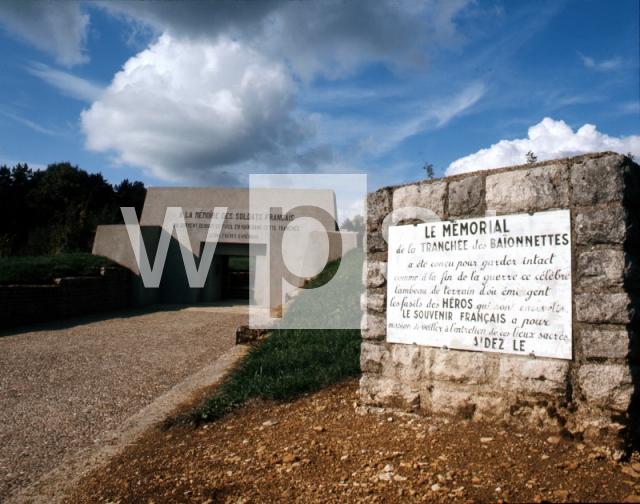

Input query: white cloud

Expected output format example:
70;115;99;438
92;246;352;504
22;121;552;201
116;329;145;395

0;2;89;65
4;1;481;182
431;82;485;126
26;63;103;102
579;53;623;72
315;81;486;156
338;197;366;224
620;101;640;115
81;34;309;183
0;109;60;137
445;118;640;175
250;173;366;226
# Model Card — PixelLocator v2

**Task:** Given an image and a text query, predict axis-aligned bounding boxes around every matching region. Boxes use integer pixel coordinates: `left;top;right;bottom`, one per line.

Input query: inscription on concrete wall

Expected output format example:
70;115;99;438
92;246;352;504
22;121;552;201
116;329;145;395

180;208;299;242
386;210;572;359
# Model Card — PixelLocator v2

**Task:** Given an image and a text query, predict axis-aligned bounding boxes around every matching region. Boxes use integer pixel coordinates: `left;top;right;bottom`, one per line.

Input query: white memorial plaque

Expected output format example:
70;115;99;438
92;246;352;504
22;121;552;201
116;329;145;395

386;210;572;359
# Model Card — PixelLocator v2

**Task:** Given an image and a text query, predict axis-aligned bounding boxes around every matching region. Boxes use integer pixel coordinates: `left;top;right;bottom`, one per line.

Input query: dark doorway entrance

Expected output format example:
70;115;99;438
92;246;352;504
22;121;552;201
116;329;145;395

201;243;265;304
226;255;255;301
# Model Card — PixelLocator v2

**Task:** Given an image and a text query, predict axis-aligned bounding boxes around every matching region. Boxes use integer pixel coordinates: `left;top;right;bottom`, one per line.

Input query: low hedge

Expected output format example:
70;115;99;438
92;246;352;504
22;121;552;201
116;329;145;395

0;253;117;284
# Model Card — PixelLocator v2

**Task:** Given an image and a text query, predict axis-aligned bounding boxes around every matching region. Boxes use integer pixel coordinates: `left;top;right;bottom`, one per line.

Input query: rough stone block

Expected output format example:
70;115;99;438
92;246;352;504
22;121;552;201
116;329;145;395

575;292;635;324
431;350;493;384
582;329;633;360
367;189;392;230
360;342;389;374
473;395;507;421
361;312;386;340
485;164;569;214
574;207;630;245
366;230;387;260
421;346;437;370
499;357;569;396
448;176;483;217
360;292;386;313
362;261;387;288
390;344;423;381
578;364;634;412
428;387;475;417
571;154;637;206
578;250;625;289
359;374;420;409
392;182;447;218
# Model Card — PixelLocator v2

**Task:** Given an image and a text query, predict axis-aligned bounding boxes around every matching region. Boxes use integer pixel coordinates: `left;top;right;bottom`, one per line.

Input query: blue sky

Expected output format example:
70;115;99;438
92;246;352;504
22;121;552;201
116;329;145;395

0;0;638;200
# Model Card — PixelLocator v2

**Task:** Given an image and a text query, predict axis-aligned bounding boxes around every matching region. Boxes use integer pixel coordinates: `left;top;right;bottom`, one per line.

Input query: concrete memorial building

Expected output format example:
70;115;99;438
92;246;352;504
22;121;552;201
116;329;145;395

93;187;357;308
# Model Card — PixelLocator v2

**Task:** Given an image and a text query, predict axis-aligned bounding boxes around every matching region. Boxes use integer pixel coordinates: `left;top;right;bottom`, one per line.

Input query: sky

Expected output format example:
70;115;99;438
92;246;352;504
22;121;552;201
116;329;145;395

0;0;638;219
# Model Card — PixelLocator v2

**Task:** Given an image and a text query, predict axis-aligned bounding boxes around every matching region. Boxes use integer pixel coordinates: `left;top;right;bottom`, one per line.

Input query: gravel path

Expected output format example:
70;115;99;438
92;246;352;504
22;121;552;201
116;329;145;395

0;305;247;503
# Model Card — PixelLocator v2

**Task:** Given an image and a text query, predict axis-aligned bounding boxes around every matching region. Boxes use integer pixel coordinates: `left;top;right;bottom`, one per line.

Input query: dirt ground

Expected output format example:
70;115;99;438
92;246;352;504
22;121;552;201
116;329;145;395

64;378;640;503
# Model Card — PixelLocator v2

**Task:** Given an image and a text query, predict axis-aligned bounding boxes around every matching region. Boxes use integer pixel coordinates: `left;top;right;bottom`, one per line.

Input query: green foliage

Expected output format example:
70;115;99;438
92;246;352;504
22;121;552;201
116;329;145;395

423;162;435;179
526;150;538;164
0;253;116;285
0;162;146;256
228;256;254;271
188;249;365;423
114;179;147;216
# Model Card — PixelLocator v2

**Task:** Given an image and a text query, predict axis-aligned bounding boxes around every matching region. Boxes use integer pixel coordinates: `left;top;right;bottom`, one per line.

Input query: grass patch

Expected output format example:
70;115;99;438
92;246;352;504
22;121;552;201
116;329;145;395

190;248;365;423
0;253;117;285
284;249;363;329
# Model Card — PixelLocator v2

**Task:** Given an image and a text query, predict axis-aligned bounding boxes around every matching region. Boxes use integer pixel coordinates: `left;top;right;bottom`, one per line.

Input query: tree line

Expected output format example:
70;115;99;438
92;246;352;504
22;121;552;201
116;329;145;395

0;162;146;257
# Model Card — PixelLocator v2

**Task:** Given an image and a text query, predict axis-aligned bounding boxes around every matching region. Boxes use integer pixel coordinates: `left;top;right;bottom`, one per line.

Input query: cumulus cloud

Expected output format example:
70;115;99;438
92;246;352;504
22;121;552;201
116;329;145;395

445;118;640;175
81;34;310;183
6;1;477;181
101;0;473;82
0;2;89;65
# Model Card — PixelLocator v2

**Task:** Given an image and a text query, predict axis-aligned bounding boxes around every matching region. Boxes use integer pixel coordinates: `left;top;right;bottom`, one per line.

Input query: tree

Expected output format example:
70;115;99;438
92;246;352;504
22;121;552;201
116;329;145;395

28;162;117;254
341;214;365;247
1;161;146;256
526;151;537;164
115;179;147;220
627;151;636;161
0;164;35;256
423;162;435;179
341;214;365;233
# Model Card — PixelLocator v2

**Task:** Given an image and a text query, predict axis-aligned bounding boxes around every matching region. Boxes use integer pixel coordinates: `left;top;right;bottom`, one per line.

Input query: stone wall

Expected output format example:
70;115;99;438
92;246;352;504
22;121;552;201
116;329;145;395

360;152;640;445
0;267;131;331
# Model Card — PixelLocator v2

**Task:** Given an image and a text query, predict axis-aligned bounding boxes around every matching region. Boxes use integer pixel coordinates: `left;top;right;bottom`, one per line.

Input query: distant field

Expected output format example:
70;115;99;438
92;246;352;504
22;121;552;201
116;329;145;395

0;253;116;285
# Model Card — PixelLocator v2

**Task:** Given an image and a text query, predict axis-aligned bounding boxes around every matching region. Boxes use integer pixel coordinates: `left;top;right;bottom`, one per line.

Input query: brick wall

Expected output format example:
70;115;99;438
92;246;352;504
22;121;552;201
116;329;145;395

360;152;640;446
0;267;131;331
